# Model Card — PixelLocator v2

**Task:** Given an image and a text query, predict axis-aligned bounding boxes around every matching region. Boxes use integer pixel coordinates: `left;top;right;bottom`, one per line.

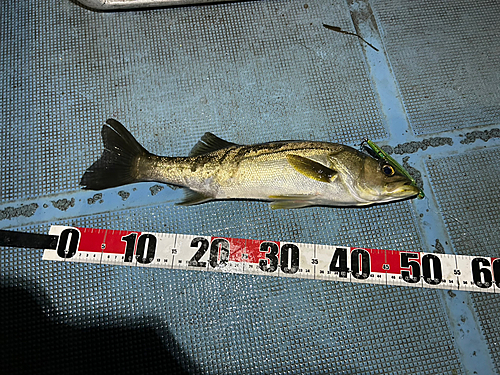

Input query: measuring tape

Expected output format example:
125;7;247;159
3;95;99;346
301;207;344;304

34;225;498;293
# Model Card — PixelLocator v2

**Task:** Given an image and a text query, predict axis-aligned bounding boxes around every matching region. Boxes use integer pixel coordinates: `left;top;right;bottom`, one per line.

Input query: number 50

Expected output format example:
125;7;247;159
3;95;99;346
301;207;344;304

400;253;442;285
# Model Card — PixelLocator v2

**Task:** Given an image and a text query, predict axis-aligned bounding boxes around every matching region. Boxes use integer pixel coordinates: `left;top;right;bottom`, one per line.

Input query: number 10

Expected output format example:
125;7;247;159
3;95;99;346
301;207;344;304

121;233;157;264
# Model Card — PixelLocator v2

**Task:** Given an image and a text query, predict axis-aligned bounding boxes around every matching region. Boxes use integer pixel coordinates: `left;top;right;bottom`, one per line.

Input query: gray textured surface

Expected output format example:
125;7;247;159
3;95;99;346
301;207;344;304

2;0;500;374
372;0;500;135
426;150;500;258
427;149;500;370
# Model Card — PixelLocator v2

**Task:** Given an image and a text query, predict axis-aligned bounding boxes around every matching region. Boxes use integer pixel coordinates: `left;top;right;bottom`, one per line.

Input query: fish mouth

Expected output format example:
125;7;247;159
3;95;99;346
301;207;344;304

387;182;421;198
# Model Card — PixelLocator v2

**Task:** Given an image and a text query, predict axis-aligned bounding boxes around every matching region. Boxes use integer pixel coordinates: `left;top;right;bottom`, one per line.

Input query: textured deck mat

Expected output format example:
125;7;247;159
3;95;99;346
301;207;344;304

2;0;500;374
427;149;500;370
372;0;500;135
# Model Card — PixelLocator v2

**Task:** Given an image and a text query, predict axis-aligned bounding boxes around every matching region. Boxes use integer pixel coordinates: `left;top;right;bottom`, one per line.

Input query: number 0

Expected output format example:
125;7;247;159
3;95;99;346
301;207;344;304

351;249;370;280
422;254;442;285
56;228;81;259
281;244;299;274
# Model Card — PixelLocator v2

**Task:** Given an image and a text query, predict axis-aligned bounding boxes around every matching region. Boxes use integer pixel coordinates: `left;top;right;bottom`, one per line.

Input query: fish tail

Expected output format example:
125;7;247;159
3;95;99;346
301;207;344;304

80;119;151;190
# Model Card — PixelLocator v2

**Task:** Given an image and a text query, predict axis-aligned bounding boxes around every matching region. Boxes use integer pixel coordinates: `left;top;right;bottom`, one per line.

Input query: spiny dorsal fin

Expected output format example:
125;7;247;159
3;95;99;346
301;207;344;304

286;154;337;183
189;132;239;157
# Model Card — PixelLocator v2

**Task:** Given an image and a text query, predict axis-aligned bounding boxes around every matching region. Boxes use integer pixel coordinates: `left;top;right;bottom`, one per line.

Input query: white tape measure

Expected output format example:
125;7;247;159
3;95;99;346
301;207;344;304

43;225;500;293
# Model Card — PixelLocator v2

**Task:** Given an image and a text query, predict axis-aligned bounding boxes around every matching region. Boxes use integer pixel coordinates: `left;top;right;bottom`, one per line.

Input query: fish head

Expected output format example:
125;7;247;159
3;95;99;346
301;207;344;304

356;155;421;203
329;148;421;205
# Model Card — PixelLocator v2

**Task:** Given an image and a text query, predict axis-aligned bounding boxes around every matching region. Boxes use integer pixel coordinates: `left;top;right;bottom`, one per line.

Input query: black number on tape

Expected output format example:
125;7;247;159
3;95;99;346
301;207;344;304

422;254;442;285
210;238;230;268
493;259;500;289
351;248;370;280
136;234;157;264
188;237;209;268
122;233;137;262
57;228;80;259
281;244;299;274
471;258;492;288
121;233;157;264
259;242;279;272
400;252;421;283
329;248;348;277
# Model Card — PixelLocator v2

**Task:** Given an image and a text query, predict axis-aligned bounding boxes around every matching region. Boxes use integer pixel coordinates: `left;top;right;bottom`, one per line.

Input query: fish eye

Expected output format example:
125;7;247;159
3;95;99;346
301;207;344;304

382;164;395;176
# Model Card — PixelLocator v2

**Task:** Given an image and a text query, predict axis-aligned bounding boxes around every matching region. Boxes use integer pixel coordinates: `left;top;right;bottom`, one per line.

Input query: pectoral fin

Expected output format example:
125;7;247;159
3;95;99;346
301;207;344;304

176;189;213;206
286;154;337;183
269;194;316;209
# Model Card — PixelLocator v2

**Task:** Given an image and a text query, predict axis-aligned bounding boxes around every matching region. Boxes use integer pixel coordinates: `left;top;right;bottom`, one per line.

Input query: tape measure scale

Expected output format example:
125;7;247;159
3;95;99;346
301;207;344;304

42;225;500;293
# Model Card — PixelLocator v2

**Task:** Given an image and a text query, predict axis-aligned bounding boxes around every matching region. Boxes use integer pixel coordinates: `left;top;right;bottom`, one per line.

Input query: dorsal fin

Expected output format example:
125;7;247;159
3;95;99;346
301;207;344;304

189;132;240;157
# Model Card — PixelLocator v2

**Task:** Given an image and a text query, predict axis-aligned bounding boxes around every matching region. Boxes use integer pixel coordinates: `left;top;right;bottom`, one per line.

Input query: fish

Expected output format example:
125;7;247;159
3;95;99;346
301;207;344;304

80;119;421;209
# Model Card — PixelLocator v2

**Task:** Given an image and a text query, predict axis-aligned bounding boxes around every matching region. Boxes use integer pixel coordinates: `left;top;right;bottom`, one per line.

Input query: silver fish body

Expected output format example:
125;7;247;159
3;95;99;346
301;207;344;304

81;119;420;209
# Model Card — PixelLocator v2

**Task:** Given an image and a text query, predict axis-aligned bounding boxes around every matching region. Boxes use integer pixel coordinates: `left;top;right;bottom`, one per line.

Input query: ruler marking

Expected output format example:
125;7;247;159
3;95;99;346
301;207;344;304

171;233;177;270
454;254;460;290
384;249;388;287
242;238;247;274
99;228;107;266
385;252;388;287
313;244;316;280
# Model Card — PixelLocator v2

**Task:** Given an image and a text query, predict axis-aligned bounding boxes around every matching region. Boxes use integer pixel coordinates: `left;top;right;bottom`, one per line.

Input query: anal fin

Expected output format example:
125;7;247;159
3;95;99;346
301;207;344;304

176;189;213;206
269;194;316;209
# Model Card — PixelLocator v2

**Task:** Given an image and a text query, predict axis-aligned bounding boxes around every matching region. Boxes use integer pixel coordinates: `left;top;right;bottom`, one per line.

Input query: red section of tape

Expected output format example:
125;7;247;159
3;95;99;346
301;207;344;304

78;228;106;253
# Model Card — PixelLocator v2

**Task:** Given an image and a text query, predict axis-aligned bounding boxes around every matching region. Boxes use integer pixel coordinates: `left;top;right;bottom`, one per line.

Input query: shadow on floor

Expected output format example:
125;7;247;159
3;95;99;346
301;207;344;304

1;278;200;375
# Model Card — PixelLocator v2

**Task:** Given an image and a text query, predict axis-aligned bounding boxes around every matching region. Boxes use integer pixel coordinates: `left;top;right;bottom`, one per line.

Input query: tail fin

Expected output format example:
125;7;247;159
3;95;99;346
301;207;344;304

80;119;150;190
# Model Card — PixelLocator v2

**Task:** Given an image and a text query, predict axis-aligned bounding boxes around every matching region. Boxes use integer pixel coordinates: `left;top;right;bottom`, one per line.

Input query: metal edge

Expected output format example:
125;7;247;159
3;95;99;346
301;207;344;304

76;0;241;11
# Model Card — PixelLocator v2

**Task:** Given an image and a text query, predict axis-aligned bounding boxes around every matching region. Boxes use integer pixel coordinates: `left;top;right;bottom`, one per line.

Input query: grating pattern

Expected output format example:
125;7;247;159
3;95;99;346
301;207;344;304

426;149;500;258
372;0;500;135
426;148;500;370
471;293;500;370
